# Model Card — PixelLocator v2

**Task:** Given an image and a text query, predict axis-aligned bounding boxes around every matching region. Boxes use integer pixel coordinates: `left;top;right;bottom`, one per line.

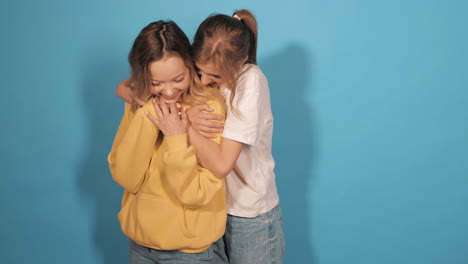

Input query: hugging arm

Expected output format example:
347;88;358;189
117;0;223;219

188;129;243;179
146;99;225;208
187;105;225;138
116;78;147;107
188;72;263;179
186;102;243;178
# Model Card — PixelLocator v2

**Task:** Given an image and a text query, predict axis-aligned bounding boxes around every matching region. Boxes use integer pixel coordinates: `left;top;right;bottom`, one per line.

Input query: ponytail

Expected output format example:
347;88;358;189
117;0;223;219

233;9;257;64
192;9;260;114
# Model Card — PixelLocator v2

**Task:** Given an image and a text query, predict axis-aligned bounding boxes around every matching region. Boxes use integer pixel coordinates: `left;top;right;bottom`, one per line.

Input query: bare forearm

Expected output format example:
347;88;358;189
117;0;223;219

116;79;134;103
188;127;242;179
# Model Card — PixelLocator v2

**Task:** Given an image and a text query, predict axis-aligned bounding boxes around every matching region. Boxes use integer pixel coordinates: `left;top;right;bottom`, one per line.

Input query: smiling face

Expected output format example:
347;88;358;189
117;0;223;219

195;61;224;88
149;54;191;104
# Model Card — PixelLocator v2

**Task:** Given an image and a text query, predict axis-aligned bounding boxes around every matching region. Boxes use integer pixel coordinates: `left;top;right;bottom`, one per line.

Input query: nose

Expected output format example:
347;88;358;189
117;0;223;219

200;74;212;85
163;86;176;96
152;84;176;97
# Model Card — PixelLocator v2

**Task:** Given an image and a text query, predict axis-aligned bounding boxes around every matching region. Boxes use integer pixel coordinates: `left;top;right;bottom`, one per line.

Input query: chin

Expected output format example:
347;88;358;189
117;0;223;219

160;97;180;104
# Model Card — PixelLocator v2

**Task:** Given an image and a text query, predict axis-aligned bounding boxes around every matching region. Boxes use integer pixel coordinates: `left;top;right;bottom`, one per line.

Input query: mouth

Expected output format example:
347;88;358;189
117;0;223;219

159;91;182;103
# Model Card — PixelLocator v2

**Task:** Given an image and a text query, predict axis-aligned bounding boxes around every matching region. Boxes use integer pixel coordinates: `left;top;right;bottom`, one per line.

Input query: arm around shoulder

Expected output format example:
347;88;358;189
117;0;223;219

188;99;243;179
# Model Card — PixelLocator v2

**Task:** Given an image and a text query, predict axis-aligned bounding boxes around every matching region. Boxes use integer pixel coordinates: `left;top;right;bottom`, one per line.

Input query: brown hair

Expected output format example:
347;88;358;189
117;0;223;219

192;9;258;112
127;20;224;111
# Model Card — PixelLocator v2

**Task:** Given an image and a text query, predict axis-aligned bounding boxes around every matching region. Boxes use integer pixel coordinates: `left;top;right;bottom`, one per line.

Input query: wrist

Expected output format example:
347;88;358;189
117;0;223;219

164;124;187;137
187;125;198;136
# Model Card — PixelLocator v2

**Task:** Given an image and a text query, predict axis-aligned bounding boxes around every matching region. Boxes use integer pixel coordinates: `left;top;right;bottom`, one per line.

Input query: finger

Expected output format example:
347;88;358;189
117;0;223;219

180;108;188;121
200;119;224;129
193;104;213;112
152;98;163;119
146;111;160;126
199;126;223;134
159;100;170;116
176;103;183;116
198;131;217;138
169;103;178;116
201;112;224;121
181;108;189;126
134;96;146;107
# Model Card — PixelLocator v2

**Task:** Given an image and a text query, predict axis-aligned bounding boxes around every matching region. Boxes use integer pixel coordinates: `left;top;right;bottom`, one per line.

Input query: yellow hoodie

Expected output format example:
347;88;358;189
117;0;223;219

108;100;226;253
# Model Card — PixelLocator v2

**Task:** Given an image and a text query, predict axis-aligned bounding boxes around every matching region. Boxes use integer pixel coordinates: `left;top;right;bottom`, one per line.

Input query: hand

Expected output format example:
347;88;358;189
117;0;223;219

116;79;147;107
132;94;147;107
186;104;224;138
146;97;188;137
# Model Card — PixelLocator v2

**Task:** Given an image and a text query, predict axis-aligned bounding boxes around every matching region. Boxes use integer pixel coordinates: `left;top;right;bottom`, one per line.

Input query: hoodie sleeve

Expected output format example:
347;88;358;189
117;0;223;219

162;100;225;208
108;102;159;194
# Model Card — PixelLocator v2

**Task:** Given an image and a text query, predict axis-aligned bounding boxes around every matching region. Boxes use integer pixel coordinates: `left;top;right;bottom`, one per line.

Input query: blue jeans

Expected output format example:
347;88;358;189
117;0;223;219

224;205;285;264
129;238;228;264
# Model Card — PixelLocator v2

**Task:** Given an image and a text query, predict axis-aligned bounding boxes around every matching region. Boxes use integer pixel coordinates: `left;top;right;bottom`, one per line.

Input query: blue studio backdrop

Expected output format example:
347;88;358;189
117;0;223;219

1;0;467;263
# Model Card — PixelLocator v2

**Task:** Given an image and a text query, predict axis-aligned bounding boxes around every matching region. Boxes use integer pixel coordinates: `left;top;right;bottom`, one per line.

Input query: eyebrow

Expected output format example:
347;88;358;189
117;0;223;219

209;73;221;78
196;65;221;78
152;72;185;82
199;69;220;79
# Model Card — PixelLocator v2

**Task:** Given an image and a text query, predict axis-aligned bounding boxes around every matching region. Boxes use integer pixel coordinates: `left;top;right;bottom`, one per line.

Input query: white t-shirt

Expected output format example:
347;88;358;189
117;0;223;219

221;64;280;217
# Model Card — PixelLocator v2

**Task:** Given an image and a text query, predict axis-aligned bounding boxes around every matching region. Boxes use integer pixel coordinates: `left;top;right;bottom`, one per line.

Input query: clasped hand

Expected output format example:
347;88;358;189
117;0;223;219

146;97;188;137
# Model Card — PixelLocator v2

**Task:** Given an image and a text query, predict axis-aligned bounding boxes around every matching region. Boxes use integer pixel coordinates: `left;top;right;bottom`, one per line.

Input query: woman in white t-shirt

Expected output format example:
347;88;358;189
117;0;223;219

116;9;284;264
186;9;284;264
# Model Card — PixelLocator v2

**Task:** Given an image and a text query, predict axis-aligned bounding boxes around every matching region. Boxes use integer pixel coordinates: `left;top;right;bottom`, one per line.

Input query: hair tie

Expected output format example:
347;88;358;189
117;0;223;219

233;14;241;21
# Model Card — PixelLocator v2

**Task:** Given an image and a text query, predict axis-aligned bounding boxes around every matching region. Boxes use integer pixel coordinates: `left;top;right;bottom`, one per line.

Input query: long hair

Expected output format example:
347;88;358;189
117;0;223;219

127;20;224;112
192;9;258;113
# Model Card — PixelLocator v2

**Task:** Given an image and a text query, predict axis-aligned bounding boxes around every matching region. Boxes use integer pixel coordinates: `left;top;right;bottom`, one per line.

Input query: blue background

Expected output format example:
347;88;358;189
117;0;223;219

1;0;467;263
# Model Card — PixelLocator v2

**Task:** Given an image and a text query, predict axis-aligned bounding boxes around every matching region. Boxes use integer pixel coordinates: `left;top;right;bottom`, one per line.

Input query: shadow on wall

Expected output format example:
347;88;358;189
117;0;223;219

77;44;129;263
261;43;317;263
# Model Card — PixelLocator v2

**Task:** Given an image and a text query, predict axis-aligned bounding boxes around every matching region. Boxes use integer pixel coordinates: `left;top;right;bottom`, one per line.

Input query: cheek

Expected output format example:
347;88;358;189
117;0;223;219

176;79;191;91
150;86;162;96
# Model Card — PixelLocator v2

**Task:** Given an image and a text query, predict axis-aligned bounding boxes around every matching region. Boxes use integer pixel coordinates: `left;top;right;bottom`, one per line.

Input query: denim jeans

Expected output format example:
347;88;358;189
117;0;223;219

224;205;285;264
129;238;228;264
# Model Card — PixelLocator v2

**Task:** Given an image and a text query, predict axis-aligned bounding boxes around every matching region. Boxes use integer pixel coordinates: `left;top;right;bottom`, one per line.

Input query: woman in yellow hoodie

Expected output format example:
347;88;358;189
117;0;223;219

107;20;228;263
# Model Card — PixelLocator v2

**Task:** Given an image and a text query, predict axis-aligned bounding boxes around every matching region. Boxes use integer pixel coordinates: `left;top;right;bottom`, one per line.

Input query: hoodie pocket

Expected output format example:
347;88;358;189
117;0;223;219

118;192;202;250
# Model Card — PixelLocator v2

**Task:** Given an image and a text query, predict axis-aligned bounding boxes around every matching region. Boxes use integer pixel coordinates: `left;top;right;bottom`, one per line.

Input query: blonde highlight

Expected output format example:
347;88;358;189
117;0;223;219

127;21;225;112
192;9;258;115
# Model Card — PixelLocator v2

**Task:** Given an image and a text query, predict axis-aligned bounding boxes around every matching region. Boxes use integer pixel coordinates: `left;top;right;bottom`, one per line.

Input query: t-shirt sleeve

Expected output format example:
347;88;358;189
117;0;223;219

222;68;263;146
